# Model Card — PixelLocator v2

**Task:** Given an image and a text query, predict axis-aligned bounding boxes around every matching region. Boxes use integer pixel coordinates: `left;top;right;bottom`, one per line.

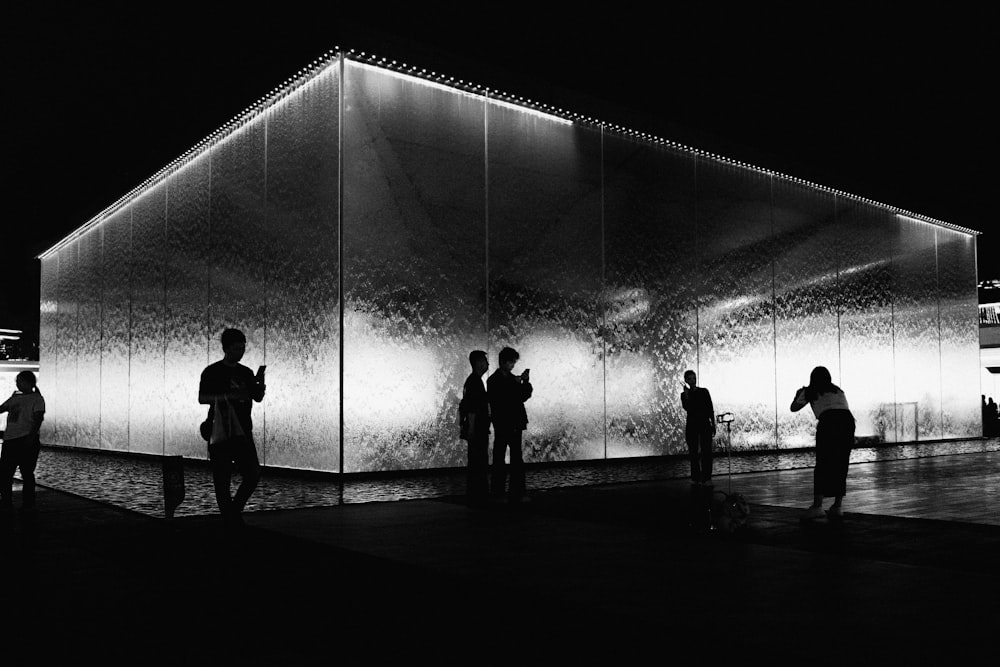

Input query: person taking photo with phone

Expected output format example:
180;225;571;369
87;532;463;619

487;346;533;503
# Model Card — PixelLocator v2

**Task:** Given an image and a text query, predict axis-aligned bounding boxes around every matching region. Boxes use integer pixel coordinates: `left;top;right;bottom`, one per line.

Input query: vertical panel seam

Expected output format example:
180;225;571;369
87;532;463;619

770;176;778;449
484;92;490;356
127;205;133;453
890;216;897;441
601;126;607;460
835;196;842;384
262;110;269;466
162;184;168;456
935;229;943;437
338;52;345;480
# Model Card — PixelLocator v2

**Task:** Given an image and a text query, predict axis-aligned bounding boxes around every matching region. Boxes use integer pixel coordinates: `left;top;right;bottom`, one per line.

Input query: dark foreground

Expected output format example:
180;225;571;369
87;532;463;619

3;450;998;665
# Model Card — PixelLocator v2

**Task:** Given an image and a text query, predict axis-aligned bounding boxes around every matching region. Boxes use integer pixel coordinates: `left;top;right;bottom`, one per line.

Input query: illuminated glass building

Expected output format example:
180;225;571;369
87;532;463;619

37;52;981;473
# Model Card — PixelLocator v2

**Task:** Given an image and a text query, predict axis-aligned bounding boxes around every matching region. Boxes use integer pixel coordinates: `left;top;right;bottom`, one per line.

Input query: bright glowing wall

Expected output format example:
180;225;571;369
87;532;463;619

38;59;982;473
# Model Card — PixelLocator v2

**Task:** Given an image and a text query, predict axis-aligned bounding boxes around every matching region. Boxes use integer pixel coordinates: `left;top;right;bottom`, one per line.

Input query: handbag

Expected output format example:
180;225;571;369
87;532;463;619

209;398;245;445
199;406;213;442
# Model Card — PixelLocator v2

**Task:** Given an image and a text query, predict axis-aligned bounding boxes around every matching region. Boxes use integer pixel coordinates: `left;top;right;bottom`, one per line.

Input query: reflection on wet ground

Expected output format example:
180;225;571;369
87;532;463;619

19;438;998;518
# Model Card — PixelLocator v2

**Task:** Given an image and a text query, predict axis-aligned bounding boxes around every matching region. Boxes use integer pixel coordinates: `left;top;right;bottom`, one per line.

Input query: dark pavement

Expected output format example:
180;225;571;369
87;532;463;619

3;450;998;665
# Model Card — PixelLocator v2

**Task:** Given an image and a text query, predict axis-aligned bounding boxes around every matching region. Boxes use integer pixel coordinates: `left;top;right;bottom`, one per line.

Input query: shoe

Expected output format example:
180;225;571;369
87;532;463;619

826;506;843;519
802;506;826;520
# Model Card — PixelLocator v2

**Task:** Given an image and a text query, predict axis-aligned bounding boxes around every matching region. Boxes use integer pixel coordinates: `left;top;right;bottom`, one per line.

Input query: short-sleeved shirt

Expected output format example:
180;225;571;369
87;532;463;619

1;391;46;440
460;372;490;438
199;361;262;437
792;387;850;419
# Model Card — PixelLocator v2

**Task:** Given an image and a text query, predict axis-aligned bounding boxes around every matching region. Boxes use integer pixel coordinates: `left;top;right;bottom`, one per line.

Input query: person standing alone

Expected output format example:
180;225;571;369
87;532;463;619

199;328;266;527
791;365;855;520
0;371;45;511
681;370;715;486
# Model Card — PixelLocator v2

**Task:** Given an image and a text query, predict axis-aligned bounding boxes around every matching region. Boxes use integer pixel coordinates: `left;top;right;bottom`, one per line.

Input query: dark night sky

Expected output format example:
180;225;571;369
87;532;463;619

4;5;996;345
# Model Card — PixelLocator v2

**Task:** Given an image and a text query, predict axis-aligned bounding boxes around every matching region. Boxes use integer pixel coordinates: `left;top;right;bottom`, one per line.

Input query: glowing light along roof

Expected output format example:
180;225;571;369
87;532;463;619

38;47;980;259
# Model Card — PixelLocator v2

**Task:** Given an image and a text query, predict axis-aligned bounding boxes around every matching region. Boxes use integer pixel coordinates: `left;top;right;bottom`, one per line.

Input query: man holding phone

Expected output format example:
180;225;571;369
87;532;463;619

681;369;715;486
198;328;266;527
487;346;533;502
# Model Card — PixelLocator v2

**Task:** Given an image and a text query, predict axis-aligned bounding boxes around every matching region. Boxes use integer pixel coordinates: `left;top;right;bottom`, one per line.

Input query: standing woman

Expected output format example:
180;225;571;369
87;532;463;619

791;366;855;520
0;371;46;511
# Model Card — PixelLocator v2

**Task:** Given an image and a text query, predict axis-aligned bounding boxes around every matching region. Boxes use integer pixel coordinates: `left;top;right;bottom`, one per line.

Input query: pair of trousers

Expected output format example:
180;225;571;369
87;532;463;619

466;433;490;499
491;427;525;497
685;427;714;482
0;434;40;507
814;409;854;497
208;436;261;516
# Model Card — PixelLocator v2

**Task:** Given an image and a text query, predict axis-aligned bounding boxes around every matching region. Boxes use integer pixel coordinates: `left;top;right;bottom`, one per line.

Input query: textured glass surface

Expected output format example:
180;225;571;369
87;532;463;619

54;241;79;448
38;254;58;443
773;182;840;448
263;66;340;471
694;159;776;449
936;227;980;437
837;202;895;441
342;62;487;472
75;227;103;448
164;155;212;459
129;185;166;454
36;58;982;472
208;118;268;450
487;101;604;463
100;209;131;451
892;217;941;440
604;136;698;457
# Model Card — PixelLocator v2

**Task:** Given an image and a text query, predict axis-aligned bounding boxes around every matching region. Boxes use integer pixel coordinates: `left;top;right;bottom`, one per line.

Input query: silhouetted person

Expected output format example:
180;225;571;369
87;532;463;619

987;397;999;437
681;370;715;486
199;329;265;527
0;371;45;511
791;366;855;521
983;395;990;437
488;347;532;503
460;350;491;504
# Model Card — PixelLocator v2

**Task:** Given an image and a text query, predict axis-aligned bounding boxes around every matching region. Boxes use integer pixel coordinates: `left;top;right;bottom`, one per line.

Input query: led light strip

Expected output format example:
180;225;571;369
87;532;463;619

38;47;980;259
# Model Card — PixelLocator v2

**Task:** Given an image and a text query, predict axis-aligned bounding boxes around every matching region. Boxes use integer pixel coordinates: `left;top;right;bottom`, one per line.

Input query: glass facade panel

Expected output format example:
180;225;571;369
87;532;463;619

263;66;340;471
892;217;942;440
129;186;166;454
604;136;698;457
936;227;980;437
838;202;895;442
38;254;58;443
487;103;604;462
207;119;269;450
35;56;982;473
772;182;840;448
342;62;487;472
76;227;103;448
164;155;212;459
694;159;776;450
55;240;79;448
100;210;131;451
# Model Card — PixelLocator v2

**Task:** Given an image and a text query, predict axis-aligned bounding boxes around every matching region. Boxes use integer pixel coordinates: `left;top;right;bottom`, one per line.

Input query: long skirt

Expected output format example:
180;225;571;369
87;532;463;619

814;409;855;497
